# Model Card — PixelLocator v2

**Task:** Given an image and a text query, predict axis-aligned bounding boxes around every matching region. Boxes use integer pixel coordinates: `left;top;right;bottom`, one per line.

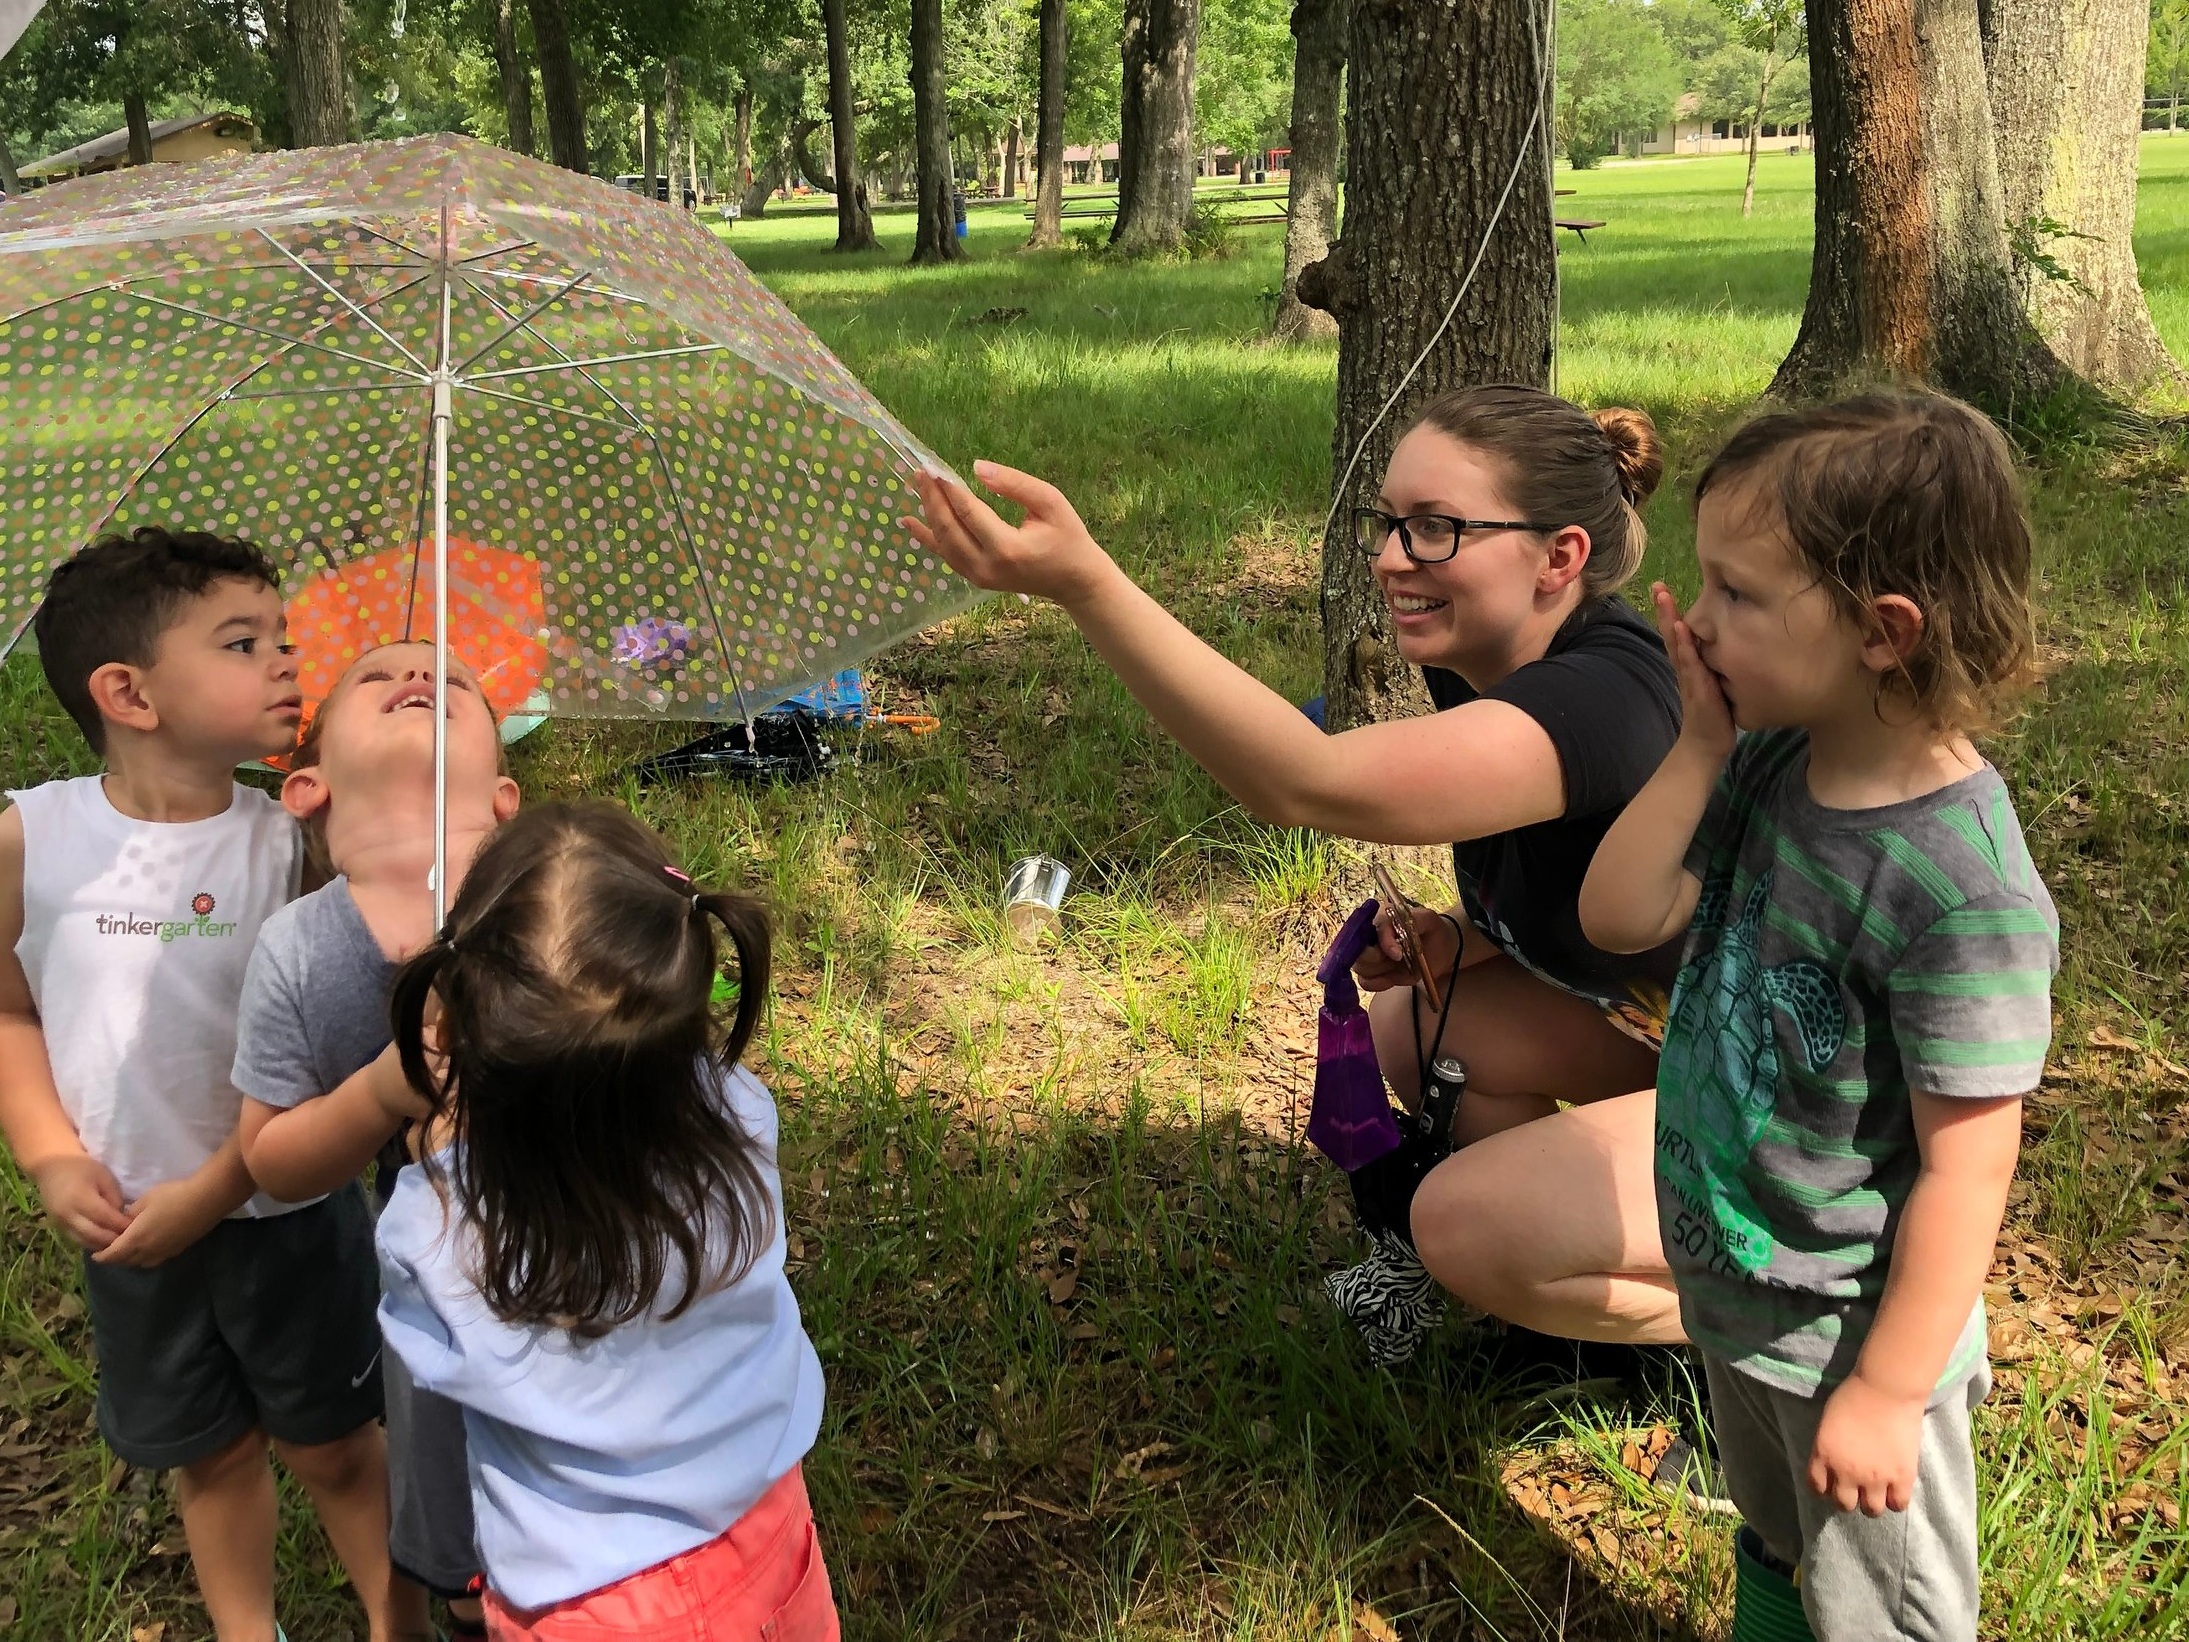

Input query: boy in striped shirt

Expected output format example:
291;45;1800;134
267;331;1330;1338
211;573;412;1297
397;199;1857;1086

1581;393;2058;1642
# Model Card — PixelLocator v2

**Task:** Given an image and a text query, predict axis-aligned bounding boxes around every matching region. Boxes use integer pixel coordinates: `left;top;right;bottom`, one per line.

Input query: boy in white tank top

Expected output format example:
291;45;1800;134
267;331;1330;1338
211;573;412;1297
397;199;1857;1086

0;529;415;1642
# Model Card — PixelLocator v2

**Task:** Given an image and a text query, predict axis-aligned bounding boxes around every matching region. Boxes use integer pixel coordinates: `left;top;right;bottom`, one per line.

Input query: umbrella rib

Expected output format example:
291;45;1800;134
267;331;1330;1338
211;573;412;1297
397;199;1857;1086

223;380;419;400
465;267;650;307
457;238;539;267
121;289;431;381
255;227;429;372
465;342;724;382
460;382;646;436
448;265;599;378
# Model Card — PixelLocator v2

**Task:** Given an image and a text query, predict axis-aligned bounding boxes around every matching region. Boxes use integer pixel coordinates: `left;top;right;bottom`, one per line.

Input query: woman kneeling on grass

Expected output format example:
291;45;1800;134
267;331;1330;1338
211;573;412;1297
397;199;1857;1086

908;384;1686;1354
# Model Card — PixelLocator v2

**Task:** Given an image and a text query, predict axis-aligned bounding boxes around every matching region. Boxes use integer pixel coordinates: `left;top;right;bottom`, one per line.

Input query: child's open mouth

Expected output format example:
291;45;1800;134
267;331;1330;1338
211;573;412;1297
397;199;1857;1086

385;683;438;713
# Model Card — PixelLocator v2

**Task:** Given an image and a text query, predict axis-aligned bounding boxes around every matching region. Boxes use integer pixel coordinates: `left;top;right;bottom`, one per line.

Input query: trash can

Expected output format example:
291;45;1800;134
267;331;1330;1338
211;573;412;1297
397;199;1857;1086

1253;168;1266;184
952;188;968;239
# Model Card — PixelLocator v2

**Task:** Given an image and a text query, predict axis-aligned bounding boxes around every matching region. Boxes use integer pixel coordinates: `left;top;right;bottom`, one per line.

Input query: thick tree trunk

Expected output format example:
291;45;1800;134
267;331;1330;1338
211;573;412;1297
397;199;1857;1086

528;0;588;173
1298;0;1554;731
910;0;964;263
1027;0;1069;247
1771;0;2070;410
1272;0;1346;340
286;0;350;147
665;59;685;205
734;88;754;187
643;98;659;199
1111;0;1200;253
0;134;19;193
123;93;153;164
1985;0;2180;391
491;0;534;157
743;126;790;217
1003;119;1020;197
822;0;880;248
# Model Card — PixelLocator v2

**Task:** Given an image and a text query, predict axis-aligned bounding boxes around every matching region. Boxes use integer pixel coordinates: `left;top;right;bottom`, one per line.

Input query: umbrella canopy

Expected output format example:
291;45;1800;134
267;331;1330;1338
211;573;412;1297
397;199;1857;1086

0;133;978;726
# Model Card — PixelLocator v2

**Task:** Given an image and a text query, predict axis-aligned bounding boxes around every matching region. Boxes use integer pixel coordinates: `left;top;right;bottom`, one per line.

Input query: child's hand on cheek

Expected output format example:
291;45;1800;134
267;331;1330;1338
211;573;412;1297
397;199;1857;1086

1652;583;1736;762
364;1038;435;1125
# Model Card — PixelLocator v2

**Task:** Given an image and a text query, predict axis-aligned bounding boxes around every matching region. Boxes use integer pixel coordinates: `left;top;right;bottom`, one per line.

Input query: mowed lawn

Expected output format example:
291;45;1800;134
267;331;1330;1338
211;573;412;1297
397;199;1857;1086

6;143;2189;1639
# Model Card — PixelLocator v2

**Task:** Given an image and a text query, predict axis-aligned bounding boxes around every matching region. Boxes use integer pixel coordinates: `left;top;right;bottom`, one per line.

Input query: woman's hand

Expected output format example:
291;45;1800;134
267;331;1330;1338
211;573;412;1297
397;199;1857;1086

905;462;1122;611
1354;902;1461;994
1650;583;1736;763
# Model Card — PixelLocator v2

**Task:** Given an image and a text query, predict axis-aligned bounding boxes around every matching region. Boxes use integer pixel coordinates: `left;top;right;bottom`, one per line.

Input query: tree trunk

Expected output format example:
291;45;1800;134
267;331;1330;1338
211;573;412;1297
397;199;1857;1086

735;88;754;187
285;0;350;147
743;126;790;217
124;93;153;164
1298;0;1554;731
0;134;18;194
1027;0;1069;246
1003;118;1020;197
1272;0;1346;340
822;0;880;248
1117;0;1145;211
1111;0;1201;253
1985;0;2181;391
1742;37;1779;218
665;59;685;205
528;0;588;173
643;98;659;199
910;0;964;263
1770;0;2070;410
491;0;534;156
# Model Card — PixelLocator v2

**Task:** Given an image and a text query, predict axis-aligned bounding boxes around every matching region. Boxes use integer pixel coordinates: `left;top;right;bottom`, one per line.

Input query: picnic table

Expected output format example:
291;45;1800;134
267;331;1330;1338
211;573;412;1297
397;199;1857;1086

1556;218;1608;242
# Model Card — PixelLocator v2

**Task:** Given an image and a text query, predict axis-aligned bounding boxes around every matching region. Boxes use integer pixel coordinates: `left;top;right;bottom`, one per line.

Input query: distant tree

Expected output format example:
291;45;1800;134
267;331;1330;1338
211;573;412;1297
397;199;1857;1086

2152;0;2189;130
1111;0;1200;252
487;0;536;155
909;0;962;260
822;0;880;246
1649;0;1737;69
1272;0;1344;341
1709;0;1803;215
1556;0;1682;167
1026;0;1068;244
1195;0;1290;163
526;0;588;169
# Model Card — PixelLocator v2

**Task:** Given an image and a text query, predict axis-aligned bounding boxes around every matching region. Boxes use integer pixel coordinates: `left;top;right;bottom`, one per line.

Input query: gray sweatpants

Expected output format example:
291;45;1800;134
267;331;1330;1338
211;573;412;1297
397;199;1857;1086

1703;1353;1990;1642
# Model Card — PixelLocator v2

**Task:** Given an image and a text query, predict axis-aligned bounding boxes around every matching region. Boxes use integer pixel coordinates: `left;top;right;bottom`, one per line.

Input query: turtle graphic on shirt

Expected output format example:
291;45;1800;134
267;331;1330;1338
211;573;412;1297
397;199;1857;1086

1660;869;1847;1274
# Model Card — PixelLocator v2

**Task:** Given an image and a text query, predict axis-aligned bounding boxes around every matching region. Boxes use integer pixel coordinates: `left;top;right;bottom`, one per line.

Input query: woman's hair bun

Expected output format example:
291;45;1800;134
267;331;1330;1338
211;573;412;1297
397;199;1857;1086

1593;406;1664;509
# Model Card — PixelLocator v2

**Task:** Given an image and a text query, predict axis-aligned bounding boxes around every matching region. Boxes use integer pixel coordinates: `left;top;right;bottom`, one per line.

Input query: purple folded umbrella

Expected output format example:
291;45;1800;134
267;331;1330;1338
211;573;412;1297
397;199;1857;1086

1305;898;1402;1173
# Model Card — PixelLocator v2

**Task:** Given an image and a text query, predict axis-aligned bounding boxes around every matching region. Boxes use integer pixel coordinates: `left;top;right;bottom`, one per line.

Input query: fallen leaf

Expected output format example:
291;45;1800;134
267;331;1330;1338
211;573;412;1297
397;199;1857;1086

1352;1601;1400;1642
858;1504;895;1535
1274;1303;1301;1326
979;1508;1026;1523
105;1459;126;1493
1047;1271;1078;1304
1115;1441;1171;1479
0;1596;15;1629
131;1626;165;1642
1068;1321;1098;1340
1149;1346;1177;1370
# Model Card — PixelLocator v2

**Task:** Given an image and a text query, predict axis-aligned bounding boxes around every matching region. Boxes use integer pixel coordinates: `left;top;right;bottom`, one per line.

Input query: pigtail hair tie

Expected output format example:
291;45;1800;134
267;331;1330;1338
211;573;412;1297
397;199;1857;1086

662;863;701;913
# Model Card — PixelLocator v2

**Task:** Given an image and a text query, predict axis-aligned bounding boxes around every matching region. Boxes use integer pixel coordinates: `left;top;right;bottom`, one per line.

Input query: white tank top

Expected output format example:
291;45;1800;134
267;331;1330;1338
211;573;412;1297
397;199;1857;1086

11;777;303;1217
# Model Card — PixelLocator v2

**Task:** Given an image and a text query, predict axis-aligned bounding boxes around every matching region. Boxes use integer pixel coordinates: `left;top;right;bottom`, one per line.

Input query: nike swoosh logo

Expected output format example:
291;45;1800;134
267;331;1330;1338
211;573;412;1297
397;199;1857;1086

350;1348;381;1389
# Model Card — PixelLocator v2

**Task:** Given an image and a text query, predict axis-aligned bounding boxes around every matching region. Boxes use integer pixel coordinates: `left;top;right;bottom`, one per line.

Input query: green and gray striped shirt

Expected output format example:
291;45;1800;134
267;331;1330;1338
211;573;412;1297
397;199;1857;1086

1658;730;2057;1396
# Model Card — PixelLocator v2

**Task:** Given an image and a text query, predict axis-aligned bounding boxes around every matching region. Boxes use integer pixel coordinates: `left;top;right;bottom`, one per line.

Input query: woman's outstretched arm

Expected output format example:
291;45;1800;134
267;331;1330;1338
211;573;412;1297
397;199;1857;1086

908;463;1566;847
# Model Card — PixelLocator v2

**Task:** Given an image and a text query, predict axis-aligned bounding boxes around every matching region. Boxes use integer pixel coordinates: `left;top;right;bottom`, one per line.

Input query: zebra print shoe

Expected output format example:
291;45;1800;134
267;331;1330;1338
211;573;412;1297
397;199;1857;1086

1324;1227;1449;1366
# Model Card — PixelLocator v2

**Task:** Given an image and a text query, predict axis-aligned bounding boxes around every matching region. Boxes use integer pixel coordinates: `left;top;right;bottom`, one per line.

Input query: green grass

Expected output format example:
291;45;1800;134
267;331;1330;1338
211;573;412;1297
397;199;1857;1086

9;145;2189;1638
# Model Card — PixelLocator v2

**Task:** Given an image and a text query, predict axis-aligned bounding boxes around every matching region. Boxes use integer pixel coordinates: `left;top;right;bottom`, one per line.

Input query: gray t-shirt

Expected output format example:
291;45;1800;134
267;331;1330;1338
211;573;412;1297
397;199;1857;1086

1658;730;2058;1397
233;877;400;1111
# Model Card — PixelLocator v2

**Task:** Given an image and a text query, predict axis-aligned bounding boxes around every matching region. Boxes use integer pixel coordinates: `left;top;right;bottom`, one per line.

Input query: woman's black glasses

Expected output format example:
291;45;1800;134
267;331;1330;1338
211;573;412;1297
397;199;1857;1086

1351;507;1549;564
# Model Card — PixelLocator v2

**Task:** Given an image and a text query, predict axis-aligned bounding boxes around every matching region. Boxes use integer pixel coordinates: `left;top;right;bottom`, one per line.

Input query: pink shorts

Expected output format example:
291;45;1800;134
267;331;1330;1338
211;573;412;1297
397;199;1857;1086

483;1466;839;1641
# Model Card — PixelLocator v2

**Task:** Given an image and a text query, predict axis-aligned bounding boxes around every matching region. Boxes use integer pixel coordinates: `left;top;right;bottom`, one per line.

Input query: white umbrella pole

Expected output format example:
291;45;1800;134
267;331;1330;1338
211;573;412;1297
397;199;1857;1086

432;210;453;929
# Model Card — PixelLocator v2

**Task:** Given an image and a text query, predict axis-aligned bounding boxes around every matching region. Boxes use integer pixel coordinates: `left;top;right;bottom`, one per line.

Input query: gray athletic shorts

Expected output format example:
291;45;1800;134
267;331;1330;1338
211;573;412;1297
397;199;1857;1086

385;1350;481;1598
82;1183;383;1470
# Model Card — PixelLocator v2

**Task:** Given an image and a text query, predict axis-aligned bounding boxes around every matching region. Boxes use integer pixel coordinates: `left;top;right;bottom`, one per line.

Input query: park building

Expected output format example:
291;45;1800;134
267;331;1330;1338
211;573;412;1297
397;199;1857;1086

1638;93;1813;157
20;110;258;186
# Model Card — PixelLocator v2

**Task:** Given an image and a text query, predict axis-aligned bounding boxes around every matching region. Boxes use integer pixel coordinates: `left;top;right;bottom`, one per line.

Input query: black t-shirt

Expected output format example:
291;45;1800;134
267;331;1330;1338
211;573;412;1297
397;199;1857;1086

1423;596;1684;1044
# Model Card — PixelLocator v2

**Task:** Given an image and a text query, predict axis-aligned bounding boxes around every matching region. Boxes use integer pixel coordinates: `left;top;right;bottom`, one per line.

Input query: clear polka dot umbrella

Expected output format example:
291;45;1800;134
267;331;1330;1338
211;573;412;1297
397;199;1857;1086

0;133;982;913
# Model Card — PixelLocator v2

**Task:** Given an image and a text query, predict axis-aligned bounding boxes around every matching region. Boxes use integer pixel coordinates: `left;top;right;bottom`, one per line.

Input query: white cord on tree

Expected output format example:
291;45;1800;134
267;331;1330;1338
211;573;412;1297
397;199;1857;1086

1319;0;1557;549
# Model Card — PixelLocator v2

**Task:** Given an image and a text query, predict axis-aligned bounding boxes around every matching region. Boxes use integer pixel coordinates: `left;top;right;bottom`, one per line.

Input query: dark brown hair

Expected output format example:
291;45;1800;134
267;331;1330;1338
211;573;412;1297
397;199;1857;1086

1400;384;1664;599
1694;392;2039;733
33;526;281;754
390;802;774;1337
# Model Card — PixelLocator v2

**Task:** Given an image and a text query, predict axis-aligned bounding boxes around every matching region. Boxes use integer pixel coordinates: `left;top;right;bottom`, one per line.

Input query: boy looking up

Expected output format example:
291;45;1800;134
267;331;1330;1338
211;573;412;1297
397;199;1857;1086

0;527;405;1642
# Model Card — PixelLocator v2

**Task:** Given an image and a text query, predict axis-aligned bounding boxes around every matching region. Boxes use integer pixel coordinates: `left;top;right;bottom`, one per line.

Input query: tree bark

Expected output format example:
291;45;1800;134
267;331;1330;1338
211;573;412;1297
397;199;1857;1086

1003;119;1020;197
285;0;350;147
1299;0;1554;731
1770;0;2070;410
643;97;659;199
1984;0;2181;391
528;0;589;173
1272;0;1346;340
1111;0;1200;253
734;87;754;187
743;125;790;216
910;0;964;263
665;58;685;205
821;0;880;248
124;93;153;164
490;0;534;157
1026;0;1069;247
0;134;19;194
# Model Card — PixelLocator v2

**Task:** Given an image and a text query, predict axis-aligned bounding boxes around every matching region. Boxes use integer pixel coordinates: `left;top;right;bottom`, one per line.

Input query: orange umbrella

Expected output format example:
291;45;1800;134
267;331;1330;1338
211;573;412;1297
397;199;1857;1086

287;537;548;733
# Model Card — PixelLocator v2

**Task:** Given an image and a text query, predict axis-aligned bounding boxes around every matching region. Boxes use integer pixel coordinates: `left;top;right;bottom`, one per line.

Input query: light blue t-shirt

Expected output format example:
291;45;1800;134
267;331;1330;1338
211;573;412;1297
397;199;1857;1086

374;1061;825;1609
